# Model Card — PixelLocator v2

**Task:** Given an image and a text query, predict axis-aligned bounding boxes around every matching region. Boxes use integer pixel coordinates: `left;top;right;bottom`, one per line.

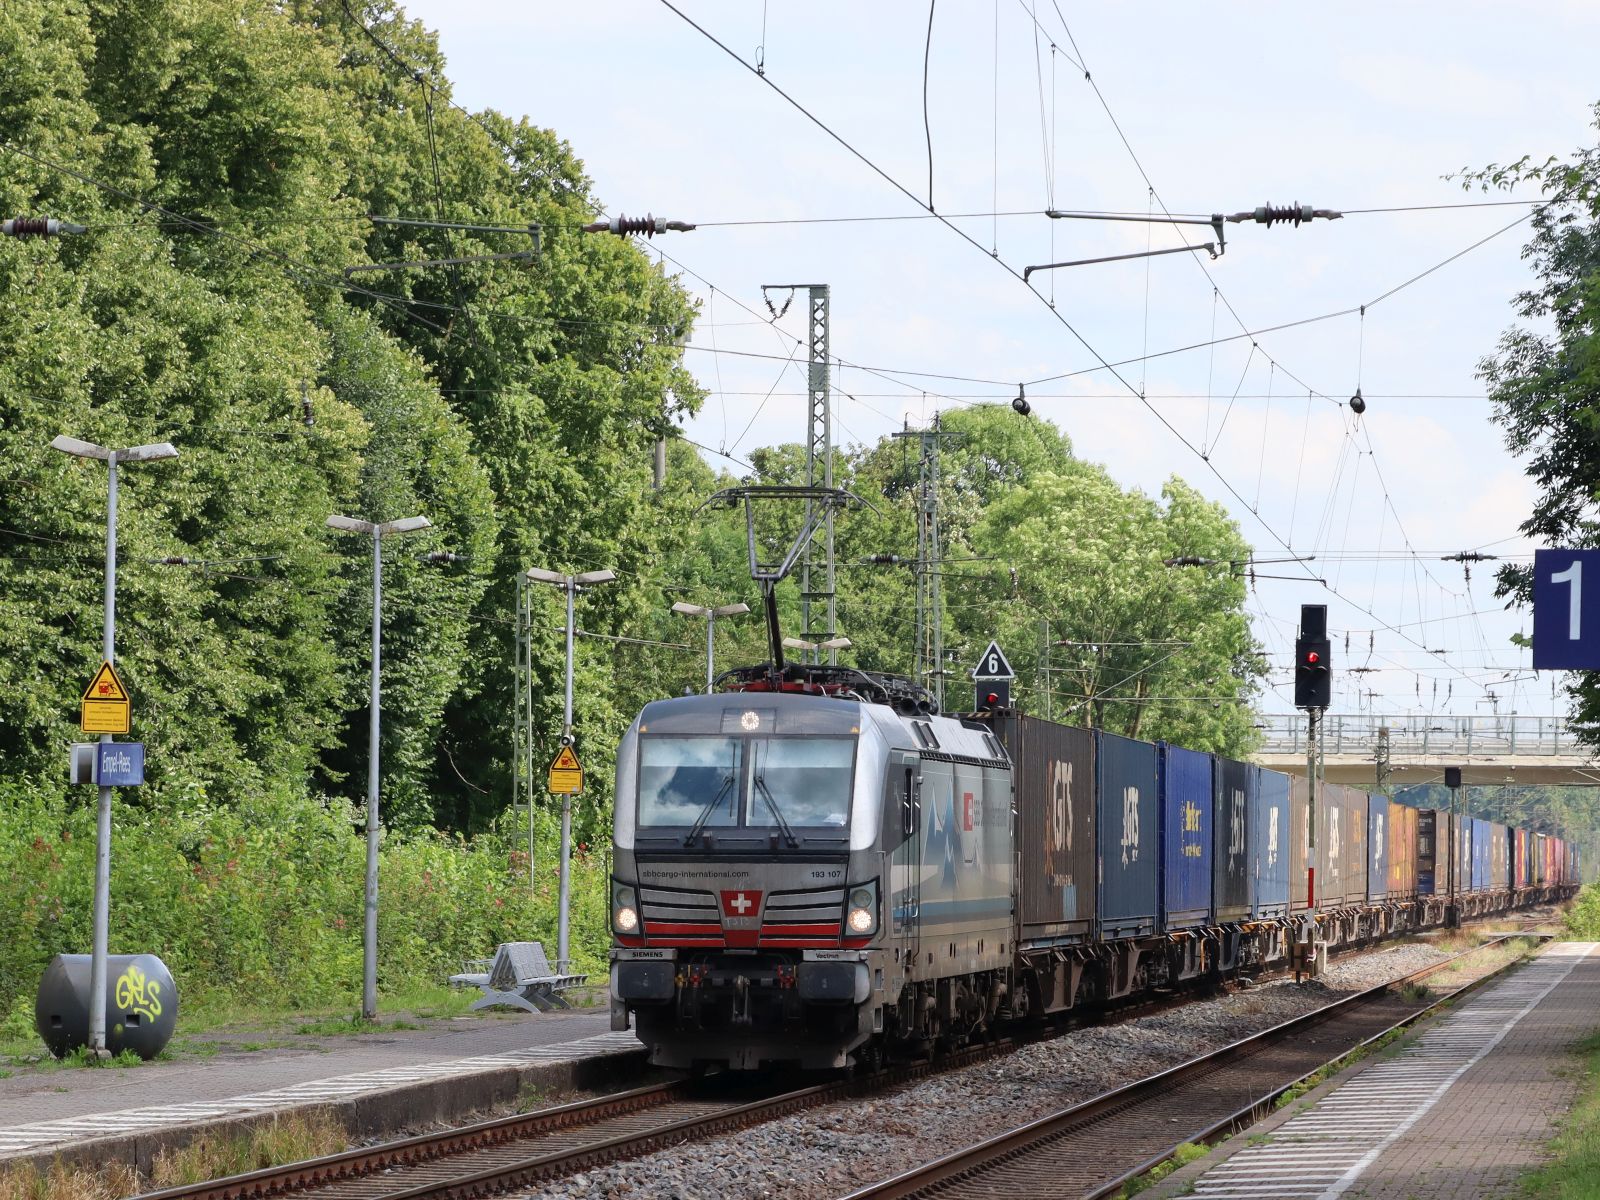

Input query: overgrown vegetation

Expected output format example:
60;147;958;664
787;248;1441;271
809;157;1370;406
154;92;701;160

0;779;611;1032
0;1109;347;1199
1519;1031;1600;1198
1564;881;1600;940
1116;1141;1209;1197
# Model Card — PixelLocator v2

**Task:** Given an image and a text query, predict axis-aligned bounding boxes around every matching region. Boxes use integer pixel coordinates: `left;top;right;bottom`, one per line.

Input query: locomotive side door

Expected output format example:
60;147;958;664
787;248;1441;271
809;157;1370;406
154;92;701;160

888;752;921;964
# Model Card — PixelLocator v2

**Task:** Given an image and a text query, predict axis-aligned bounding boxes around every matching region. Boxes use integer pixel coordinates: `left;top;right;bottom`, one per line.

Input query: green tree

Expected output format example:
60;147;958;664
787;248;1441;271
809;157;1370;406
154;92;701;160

1471;106;1600;747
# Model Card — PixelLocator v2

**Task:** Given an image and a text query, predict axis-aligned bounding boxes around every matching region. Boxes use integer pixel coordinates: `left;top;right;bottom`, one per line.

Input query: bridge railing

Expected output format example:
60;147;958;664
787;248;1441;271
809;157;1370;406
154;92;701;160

1257;713;1584;758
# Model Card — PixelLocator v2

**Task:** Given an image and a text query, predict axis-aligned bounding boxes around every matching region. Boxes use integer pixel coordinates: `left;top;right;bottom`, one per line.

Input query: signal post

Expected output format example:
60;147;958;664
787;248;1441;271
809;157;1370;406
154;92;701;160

1293;603;1331;979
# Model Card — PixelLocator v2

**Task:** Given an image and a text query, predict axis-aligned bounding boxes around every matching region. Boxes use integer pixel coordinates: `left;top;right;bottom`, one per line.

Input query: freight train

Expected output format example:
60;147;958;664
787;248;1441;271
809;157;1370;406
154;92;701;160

607;676;1580;1072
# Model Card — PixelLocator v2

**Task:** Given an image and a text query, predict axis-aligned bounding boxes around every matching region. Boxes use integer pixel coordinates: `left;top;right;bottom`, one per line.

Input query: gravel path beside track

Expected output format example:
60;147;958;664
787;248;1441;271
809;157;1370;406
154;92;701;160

515;943;1450;1200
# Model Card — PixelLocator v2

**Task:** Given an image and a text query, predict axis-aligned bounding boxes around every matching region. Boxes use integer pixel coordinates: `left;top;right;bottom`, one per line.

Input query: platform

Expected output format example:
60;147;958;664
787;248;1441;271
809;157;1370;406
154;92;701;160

0;1008;643;1170
1148;940;1600;1199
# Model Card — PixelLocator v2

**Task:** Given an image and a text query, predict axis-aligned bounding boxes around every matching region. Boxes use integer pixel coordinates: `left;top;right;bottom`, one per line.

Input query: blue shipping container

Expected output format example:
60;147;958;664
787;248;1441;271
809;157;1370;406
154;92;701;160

1252;768;1291;917
1367;793;1390;901
1097;732;1161;939
1159;744;1213;930
1472;817;1493;892
1213;757;1252;922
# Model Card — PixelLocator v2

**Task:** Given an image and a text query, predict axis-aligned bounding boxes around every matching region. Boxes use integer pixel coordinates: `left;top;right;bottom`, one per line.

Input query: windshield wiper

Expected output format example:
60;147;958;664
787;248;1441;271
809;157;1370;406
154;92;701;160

753;773;800;848
684;772;736;847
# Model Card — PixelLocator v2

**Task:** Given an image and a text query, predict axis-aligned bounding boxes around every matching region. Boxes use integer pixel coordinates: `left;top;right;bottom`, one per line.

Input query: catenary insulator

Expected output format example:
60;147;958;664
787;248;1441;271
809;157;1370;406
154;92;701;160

3;217;88;237
1225;203;1342;227
581;213;696;237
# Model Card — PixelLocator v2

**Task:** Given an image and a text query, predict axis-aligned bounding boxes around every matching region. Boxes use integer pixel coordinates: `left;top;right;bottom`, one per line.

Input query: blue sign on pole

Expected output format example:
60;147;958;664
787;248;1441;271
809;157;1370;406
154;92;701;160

1532;549;1600;669
96;741;144;786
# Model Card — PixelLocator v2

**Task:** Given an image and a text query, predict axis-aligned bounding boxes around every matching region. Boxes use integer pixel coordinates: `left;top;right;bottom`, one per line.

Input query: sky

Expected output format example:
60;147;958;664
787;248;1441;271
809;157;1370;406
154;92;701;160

397;0;1600;723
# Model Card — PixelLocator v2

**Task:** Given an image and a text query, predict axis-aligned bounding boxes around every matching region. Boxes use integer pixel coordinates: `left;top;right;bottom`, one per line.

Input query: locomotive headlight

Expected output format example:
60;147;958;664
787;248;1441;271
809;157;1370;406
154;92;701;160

846;883;878;935
612;882;640;935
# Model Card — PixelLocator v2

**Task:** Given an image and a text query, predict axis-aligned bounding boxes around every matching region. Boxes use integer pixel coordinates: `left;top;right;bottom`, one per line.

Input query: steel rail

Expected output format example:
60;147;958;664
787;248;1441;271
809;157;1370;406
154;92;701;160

842;933;1547;1200
131;1040;1012;1200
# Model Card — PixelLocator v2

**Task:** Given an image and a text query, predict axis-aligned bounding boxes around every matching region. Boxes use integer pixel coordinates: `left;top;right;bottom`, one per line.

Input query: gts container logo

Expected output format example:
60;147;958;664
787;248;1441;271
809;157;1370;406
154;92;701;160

1045;759;1075;887
1120;786;1141;867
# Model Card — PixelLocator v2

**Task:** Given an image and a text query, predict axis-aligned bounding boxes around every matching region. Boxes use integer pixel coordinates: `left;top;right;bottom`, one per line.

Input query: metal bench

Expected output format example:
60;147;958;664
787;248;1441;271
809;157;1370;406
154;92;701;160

448;941;588;1013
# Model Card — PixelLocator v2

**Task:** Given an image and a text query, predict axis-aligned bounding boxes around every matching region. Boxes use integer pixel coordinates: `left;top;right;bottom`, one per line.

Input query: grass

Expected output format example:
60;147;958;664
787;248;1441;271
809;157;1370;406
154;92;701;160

292;1015;426;1037
1114;1142;1209;1198
1519;1031;1600;1198
0;983;481;1070
0;1109;348;1199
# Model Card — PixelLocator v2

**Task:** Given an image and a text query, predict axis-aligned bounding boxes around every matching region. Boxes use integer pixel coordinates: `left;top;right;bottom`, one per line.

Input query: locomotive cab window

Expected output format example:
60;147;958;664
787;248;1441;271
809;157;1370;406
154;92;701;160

638;736;741;828
635;733;856;839
747;737;854;829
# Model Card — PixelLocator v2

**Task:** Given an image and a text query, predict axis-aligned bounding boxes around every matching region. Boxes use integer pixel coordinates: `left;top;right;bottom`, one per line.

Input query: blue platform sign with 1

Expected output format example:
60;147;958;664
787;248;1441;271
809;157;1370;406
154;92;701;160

1532;549;1600;670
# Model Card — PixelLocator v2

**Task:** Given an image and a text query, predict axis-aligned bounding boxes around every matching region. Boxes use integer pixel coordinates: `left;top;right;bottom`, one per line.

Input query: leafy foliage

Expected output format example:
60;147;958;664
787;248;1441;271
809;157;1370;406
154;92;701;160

1469;107;1600;742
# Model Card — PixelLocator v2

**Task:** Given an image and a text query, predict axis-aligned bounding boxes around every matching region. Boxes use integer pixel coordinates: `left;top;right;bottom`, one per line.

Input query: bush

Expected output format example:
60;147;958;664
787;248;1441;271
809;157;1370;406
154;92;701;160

1565;881;1600;941
0;779;610;1022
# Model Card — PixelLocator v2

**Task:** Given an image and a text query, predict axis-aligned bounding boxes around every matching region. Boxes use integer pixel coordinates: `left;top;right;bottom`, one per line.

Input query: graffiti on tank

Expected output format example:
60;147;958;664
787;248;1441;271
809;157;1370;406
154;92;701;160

115;963;162;1023
1229;788;1246;863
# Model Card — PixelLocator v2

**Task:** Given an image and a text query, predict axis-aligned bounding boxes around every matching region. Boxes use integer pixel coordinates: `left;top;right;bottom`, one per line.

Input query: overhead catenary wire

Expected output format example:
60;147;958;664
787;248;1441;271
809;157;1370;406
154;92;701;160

655;0;1507;705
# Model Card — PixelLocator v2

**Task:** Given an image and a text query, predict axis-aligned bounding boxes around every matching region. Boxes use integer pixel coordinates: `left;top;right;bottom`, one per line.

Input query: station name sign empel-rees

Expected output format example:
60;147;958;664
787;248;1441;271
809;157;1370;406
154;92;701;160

69;741;144;787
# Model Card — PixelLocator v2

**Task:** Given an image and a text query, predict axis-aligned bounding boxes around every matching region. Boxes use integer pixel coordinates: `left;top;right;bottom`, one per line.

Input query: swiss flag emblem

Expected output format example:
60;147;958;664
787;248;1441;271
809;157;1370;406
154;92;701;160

720;889;762;918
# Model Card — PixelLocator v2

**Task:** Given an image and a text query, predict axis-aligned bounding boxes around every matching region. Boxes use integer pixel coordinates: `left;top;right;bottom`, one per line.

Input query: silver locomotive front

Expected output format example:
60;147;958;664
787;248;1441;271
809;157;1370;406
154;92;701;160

609;693;896;1070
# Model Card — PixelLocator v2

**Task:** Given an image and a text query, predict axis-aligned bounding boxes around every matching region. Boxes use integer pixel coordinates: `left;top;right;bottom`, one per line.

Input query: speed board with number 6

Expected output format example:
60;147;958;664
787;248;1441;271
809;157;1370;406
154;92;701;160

1533;549;1600;669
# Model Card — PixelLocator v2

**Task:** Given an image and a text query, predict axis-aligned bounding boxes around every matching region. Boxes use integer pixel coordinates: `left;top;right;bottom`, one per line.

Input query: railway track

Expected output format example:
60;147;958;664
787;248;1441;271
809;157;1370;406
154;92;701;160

130;1041;1012;1200
838;933;1547;1200
132;934;1542;1200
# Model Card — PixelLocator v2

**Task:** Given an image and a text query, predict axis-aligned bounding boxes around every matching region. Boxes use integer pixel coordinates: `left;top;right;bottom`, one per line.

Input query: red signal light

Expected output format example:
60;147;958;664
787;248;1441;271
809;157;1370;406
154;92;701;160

1306;651;1320;664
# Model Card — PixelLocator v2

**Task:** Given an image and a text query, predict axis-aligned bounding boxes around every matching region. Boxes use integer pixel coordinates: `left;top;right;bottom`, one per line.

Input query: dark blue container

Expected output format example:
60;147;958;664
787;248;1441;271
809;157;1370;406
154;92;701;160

1096;732;1160;939
1472;817;1492;891
1213;757;1252;923
1367;792;1390;901
1159;744;1212;930
1251;768;1291;918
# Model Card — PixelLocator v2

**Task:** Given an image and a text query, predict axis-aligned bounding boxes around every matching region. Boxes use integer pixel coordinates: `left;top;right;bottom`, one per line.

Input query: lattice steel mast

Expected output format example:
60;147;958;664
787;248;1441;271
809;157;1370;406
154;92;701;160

797;285;836;664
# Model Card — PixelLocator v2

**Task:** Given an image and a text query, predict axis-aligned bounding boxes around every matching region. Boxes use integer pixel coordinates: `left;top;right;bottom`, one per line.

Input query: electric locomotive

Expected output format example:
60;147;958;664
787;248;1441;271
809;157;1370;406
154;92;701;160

609;675;1012;1071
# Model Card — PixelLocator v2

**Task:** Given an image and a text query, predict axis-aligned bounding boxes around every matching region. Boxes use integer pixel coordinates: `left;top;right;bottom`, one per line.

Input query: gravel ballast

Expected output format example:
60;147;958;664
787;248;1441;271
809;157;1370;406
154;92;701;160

517;942;1452;1200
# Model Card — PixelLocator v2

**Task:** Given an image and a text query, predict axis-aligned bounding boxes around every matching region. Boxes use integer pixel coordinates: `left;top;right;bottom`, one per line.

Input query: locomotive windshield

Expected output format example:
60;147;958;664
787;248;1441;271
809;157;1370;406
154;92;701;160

637;735;855;838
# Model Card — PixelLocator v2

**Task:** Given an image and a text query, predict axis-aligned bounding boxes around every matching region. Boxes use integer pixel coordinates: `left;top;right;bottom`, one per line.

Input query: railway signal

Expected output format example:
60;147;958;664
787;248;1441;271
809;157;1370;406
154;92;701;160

1294;634;1332;709
1294;603;1330;930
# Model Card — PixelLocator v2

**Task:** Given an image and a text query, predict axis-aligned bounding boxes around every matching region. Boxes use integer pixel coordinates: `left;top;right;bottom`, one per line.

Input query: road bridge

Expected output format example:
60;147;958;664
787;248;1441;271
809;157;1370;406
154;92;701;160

1253;713;1600;786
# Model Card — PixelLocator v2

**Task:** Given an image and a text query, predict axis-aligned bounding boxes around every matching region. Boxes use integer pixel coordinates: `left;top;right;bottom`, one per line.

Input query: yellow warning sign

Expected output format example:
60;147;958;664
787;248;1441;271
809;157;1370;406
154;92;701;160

548;744;584;796
80;660;131;735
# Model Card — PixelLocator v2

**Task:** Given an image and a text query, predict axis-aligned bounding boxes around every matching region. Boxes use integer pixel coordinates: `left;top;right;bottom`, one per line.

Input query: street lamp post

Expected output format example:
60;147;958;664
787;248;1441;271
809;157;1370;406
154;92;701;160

526;567;616;970
50;435;179;1056
671;601;750;692
326;513;432;1021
